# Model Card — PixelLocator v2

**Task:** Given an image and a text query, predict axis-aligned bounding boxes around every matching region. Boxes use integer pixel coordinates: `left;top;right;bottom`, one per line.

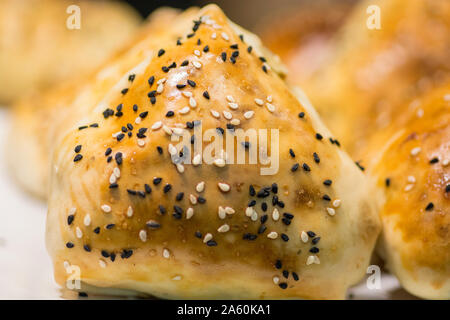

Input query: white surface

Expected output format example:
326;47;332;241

0;108;416;300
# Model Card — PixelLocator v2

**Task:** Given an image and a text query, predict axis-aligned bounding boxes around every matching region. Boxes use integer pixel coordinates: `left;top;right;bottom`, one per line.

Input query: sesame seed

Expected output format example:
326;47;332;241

266;103;275;113
332;199;341;208
410;147;421;156
254;98;264;106
244;111;254;119
301;231;309;243
272;208;280;221
186;207;194;219
163;249;170;259
267;231;278;239
101;205;111;213
326;207;336;216
217;224;230;233
218;206;226;219
203;233;213;243
213;158;226;167
192;154;202;166
196;181;205;192
228;102;239;110
273;276;280;285
189;194;197;205
193;60;202;69
139;230;147;242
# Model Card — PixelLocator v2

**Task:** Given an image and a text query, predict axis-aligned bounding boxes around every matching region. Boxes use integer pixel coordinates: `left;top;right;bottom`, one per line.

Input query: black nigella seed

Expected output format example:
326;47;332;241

258;225;267;234
121;88;128;95
281;234;289;242
243;233;257;241
203;91;210;99
67;215;74;225
153;177;162;185
66;242;74;248
127;189;137;196
148;76;155;86
181;60;189;66
385;178;391;187
101;250;110;258
282;218;291;226
195;231;202;238
106;224;115;230
261;202;268;212
159;205;166;215
283;213;294;220
187;79;196;87
312;237;321;245
110;253;116;262
298;112;305;118
272;195;278;206
425;202;434;211
73;154;83;162
248;200;256;207
292;272;299;281
176;192;184;201
260;214;268;224
315;133;323;140
133;104;138;112
146;221;161;229
307;231;316;237
166;111;174;117
310;247;320;254
323;194;331;201
109;183;118;189
176;84;186;89
275;260;282;269
221;52;227;62
271;183;278;194
105;148;112;156
94;227;100;234
203;45;209;52
282;270;289;279
197;196;206;204
117;133;125;141
429;157;439;164
313;152;320;163
139;111;148;119
303;163;311;171
74;145;82;153
144;184;152;194
323;179;332;186
163;184;172;193
247;46;253;53
249;185;256;196
446;184;450;193
128;74;135;82
289;149;295;158
83;245;91;252
206;240;217;247
291;163;299;172
279;283;288;289
157;146;163;154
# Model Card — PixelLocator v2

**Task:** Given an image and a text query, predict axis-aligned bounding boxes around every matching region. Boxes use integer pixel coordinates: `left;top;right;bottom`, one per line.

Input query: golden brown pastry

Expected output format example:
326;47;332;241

365;84;450;299
0;0;141;104
40;5;380;299
301;0;450;155
257;0;356;85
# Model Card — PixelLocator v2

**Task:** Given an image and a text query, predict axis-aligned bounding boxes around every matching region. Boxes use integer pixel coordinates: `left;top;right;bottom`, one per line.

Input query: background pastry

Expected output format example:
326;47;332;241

365;84;449;299
43;5;380;299
291;0;450;156
0;0;141;104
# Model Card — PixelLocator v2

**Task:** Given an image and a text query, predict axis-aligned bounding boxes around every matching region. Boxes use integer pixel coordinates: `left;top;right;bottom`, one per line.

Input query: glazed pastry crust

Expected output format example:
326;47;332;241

0;0;141;104
43;5;380;299
367;85;450;299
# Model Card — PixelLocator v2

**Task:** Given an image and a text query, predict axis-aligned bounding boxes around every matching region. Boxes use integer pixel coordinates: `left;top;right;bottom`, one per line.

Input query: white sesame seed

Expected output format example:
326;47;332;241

211;32;217;39
139;230;147;242
63;261;70;270
266;95;273;103
101;204;111;213
163;248;170;259
194;49;201;56
186;207;194;219
244;111;254;119
69;207;76;215
443;159;449;166
211;109;220;118
189;97;197;108
192;154;202;166
196;181;205;193
176;163;185;173
228;102;239;110
137;139;146;147
267;231;278;239
127;206;133;217
273;276;280;285
444;94;450;101
266;103;275;113
83;214;91;226
223;111;232;120
193;60;202;69
157;78;166;84
407;175;416;183
226;95;235;102
99;260;106;268
168;144;177;155
162;125;173;135
150;121;161;130
410;147;421;156
217;224;230;233
109;173;117;184
213;158;226;167
182;91;192;98
254;98;264;106
332;199;341;208
218;182;231;192
404;184;414;192
218;206;226;219
306;255;315;265
230;119;240;126
272;208;280;221
251;210;258;221
225;207;235;215
157;83;164;93
172;128;184;136
203;233;213;243
76;227;83;239
135;117;142;124
179;106;190;114
172;275;182;281
326;207;336;216
301;231;308;243
245;207;254;217
189;194;197;205
221;32;229;41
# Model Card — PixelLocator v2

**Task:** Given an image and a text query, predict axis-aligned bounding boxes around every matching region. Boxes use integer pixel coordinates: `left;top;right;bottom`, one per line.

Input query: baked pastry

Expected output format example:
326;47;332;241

41;5;380;299
0;0;141;104
365;84;450;299
300;0;450;155
8;7;181;199
257;0;356;86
